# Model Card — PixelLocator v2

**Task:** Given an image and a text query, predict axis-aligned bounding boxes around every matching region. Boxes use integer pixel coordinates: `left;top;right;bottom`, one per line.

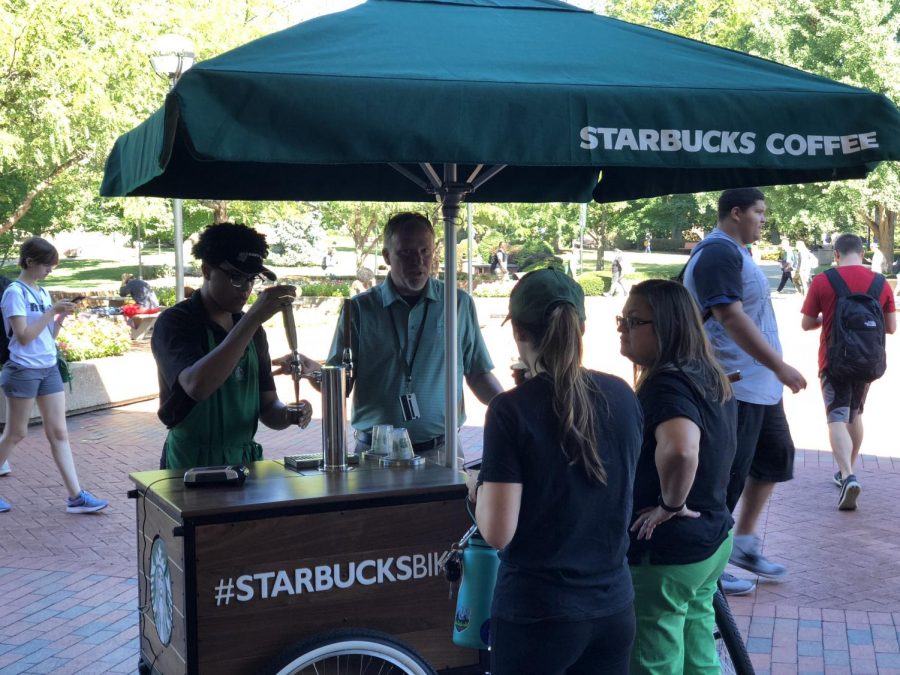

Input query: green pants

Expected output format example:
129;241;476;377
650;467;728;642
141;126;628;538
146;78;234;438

629;532;733;675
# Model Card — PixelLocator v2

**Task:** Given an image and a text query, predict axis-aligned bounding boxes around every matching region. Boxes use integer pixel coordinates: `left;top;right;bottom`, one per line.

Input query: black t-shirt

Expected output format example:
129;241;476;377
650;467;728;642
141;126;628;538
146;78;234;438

480;371;641;623
629;368;736;565
151;292;275;428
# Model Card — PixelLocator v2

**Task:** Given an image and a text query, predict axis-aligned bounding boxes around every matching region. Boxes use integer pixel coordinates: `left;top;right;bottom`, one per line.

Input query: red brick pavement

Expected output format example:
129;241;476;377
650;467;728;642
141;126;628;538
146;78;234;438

1;401;899;673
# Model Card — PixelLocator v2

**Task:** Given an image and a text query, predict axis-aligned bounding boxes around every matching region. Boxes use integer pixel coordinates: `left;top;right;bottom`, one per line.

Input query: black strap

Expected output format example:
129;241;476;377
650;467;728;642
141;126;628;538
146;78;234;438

823;268;851;298
674;240;715;322
12;280;48;309
11;281;54;339
388;299;429;388
866;273;886;300
824;267;886;302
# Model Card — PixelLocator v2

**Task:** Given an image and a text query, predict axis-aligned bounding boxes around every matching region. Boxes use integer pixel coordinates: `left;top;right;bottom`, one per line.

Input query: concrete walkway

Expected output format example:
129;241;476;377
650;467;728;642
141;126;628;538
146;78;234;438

1;264;899;674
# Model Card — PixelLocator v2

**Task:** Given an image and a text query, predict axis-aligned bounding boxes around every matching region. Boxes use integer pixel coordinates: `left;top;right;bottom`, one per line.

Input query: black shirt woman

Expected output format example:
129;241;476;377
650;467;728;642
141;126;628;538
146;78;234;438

472;268;641;675
618;279;737;674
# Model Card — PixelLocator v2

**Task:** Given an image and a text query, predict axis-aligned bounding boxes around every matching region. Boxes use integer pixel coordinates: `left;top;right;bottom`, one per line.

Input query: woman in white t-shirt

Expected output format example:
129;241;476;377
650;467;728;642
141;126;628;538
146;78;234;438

0;237;107;514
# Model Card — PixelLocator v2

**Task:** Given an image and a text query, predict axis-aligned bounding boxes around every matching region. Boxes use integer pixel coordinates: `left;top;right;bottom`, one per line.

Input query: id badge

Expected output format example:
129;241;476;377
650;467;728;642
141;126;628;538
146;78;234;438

399;393;421;421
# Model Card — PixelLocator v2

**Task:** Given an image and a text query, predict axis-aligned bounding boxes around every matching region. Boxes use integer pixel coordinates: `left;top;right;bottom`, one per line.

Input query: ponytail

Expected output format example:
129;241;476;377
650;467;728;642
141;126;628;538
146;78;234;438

529;304;607;485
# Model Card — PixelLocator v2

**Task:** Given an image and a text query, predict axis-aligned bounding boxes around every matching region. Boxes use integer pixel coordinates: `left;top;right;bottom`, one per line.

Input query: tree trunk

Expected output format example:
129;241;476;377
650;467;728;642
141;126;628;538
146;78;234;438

1;155;86;235
671;221;682;240
352;211;381;270
198;200;229;223
587;216;608;270
861;204;896;273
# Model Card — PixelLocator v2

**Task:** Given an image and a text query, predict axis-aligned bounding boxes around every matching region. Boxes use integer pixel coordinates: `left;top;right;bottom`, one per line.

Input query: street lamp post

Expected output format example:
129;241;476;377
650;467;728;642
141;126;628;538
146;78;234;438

150;34;194;302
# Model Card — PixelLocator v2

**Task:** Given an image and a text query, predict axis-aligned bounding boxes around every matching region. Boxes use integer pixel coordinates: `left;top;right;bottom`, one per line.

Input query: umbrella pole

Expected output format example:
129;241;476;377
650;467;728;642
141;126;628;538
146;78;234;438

442;164;462;469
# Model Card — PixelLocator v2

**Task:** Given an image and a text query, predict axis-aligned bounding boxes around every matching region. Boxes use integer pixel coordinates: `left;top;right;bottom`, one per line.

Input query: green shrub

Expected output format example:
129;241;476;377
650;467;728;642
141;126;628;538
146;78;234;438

148;264;175;280
516;240;556;271
57;316;132;362
155;287;177;307
299;281;351;297
519;255;565;274
153;287;257;306
472;280;516;297
576;272;609;296
648;239;684;252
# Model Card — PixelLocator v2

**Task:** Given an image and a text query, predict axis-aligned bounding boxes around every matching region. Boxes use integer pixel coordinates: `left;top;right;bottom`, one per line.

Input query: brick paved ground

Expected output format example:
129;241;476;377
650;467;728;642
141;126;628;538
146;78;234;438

1;265;900;673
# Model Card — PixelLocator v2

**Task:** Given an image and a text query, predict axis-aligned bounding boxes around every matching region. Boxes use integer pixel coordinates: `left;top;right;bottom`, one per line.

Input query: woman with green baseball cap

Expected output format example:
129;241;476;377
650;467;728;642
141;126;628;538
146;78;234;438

470;267;641;674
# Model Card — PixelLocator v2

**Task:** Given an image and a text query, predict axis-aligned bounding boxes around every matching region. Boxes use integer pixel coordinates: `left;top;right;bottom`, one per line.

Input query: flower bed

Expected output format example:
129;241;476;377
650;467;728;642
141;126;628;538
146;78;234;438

58;314;132;362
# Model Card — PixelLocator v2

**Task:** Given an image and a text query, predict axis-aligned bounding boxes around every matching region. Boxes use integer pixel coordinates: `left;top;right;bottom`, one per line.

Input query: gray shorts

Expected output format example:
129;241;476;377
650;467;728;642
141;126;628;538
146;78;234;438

0;361;64;398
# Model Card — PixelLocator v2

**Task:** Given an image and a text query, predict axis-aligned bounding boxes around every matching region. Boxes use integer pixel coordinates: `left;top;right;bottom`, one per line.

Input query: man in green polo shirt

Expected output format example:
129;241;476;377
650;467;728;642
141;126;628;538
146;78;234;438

325;211;502;464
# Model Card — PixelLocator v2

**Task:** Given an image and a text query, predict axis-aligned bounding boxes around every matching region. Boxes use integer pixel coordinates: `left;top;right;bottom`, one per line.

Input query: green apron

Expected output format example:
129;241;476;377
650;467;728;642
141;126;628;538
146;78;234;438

165;328;263;469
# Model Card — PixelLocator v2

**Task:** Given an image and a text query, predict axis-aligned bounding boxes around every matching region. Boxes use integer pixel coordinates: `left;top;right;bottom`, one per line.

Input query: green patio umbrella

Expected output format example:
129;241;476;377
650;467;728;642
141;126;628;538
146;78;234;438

101;0;900;204
101;0;900;466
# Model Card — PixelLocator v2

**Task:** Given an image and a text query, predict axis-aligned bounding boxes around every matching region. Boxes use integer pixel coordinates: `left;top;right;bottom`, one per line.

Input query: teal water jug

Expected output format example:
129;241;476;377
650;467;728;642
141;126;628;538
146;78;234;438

452;533;500;649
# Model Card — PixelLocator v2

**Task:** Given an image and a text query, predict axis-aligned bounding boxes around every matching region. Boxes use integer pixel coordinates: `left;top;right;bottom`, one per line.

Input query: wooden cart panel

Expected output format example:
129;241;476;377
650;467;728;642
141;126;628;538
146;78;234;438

132;461;478;674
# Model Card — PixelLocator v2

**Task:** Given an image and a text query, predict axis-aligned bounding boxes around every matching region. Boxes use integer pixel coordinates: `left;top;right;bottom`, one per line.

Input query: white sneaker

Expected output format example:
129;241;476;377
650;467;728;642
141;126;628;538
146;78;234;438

0;461;10;477
720;572;756;596
730;535;787;580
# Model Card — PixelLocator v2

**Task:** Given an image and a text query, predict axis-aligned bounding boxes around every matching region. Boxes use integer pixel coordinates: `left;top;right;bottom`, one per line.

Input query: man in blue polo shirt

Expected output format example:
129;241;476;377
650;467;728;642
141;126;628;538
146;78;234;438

684;188;807;596
325;212;502;464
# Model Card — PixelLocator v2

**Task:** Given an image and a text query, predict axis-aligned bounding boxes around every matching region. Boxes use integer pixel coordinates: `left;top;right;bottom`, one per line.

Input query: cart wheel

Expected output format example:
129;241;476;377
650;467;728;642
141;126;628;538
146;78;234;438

268;628;437;675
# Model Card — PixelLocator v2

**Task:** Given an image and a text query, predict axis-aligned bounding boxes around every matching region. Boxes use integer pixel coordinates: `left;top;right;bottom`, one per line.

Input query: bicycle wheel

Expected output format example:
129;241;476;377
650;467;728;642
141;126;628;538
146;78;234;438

269;628;438;675
712;588;755;675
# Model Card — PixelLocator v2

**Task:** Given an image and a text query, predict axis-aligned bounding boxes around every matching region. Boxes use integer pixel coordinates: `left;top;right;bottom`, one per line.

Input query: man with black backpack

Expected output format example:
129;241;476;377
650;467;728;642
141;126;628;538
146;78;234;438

801;233;895;510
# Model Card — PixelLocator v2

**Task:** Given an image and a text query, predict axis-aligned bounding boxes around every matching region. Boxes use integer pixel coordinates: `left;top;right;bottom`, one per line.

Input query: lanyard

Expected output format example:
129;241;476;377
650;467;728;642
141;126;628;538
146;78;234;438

388;299;429;390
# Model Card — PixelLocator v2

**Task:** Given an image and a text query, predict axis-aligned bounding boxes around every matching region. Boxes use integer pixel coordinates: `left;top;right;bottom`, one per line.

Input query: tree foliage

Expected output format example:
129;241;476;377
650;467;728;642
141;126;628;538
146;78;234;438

0;0;308;241
1;0;898;263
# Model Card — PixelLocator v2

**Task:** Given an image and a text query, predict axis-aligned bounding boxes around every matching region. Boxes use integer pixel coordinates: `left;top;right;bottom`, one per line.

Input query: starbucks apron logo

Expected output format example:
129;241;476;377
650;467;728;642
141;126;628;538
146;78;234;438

230;346;251;382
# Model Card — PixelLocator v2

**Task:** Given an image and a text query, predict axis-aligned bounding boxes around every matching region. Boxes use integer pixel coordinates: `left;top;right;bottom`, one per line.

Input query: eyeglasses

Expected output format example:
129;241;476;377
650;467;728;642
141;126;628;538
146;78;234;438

219;266;266;289
616;315;654;331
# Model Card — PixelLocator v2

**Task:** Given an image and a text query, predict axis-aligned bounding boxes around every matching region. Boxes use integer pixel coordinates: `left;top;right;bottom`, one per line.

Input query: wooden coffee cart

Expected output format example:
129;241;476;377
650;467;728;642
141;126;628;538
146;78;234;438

130;458;481;674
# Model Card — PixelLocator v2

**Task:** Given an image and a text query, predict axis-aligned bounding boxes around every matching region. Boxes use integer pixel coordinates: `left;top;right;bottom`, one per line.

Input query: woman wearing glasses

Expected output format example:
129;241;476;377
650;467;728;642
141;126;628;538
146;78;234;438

618;279;737;674
472;268;641;675
150;223;317;470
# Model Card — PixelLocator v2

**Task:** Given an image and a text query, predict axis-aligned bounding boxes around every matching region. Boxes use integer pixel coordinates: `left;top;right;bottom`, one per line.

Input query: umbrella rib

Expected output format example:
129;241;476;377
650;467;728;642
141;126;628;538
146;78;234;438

465;164;484;183
471;164;508;192
419;163;443;190
388;163;431;191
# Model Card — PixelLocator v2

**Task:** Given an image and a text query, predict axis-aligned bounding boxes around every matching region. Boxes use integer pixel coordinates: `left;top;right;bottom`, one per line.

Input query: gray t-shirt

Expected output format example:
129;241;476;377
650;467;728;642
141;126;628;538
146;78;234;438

684;229;783;405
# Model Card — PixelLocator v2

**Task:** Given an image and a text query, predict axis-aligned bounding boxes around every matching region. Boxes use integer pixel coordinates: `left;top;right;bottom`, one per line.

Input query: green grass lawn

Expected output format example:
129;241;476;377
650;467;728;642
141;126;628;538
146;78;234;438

631;262;684;281
1;243;182;290
1;259;149;290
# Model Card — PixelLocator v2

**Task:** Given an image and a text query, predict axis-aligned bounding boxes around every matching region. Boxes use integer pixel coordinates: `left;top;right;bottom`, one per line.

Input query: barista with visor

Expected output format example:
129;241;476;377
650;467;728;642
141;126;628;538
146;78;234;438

321;212;502;464
151;223;315;470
